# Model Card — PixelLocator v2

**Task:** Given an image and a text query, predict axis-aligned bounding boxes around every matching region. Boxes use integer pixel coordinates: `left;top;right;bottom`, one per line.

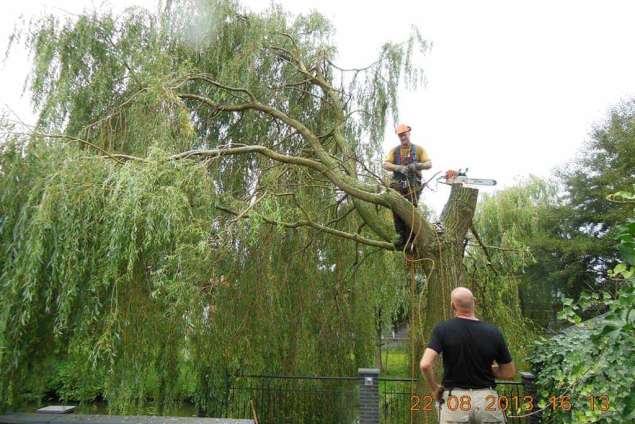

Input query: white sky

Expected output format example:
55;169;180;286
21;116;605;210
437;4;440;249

3;0;635;214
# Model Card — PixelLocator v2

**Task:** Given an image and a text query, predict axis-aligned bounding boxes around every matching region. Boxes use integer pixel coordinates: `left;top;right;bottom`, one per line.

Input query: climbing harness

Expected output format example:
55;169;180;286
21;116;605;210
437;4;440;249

392;144;423;190
392;144;419;166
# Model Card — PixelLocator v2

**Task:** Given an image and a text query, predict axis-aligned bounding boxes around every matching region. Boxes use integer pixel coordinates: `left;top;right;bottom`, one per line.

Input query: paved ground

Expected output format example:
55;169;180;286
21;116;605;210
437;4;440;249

0;413;254;424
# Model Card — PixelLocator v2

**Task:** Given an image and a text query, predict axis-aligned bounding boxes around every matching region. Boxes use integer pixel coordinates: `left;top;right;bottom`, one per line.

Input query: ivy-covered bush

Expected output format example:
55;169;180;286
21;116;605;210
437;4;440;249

530;188;635;423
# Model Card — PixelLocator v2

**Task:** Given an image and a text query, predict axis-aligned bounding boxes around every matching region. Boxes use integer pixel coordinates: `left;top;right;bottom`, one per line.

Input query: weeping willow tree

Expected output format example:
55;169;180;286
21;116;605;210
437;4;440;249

0;0;528;417
464;177;562;371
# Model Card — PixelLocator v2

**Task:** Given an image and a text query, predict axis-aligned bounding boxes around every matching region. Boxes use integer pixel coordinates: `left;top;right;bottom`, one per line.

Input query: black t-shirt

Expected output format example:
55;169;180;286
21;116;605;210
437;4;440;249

427;317;513;389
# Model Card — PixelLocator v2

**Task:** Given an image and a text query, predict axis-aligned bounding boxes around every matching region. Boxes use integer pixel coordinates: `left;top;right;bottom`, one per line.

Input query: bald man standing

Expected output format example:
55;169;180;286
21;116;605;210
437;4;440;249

419;287;516;423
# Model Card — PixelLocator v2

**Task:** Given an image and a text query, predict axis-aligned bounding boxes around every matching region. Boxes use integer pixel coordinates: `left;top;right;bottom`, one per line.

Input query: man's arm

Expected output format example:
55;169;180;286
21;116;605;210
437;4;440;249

416;160;432;170
408;160;432;172
492;329;515;380
492;361;516;380
415;146;432;170
383;161;401;172
419;348;443;400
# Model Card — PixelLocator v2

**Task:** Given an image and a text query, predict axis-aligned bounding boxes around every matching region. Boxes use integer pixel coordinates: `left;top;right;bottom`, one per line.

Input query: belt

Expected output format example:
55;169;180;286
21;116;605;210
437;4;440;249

445;386;495;391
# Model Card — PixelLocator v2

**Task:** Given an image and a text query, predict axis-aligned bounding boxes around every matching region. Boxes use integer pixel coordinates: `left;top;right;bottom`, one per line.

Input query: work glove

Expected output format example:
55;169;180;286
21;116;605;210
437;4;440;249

395;165;408;174
407;163;418;173
415;162;430;170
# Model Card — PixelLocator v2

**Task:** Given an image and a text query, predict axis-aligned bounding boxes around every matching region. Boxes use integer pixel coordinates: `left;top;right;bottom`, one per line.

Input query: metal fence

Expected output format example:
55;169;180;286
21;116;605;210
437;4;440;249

378;376;413;423
221;374;360;423
378;376;532;424
204;371;541;424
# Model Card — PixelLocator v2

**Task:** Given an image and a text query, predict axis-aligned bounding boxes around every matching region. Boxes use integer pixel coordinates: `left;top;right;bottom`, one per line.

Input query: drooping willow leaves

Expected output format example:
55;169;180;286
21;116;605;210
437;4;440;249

466;177;559;367
0;0;420;414
0;0;539;417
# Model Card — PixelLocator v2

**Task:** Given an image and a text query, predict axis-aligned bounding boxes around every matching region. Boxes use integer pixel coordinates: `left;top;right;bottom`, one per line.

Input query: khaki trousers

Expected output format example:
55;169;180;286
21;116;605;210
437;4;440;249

437;388;506;423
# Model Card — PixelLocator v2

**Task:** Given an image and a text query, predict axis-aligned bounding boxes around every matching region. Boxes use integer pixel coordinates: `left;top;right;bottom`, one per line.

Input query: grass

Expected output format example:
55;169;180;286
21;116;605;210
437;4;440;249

381;347;411;378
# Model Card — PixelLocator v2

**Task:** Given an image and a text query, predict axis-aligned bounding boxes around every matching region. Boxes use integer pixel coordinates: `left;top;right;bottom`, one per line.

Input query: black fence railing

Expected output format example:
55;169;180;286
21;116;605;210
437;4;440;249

378;377;530;424
220;374;360;423
379;376;414;423
200;371;541;424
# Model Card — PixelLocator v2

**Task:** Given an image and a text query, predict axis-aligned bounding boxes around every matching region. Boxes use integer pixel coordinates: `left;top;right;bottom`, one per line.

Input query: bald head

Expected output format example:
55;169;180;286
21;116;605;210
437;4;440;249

451;287;475;313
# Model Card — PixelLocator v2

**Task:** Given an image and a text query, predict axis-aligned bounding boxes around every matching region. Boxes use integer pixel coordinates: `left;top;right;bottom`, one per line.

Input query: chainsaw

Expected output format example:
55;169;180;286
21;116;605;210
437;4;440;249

436;168;497;187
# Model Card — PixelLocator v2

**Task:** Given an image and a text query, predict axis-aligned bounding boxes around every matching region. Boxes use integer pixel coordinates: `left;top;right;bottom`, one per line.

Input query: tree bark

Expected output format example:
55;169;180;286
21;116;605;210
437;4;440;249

409;184;479;422
424;184;479;330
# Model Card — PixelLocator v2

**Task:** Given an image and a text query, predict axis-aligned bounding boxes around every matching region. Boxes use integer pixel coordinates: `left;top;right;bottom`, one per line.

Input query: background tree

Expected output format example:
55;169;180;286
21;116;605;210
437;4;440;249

547;101;635;300
465;177;556;364
530;187;635;424
468;102;635;330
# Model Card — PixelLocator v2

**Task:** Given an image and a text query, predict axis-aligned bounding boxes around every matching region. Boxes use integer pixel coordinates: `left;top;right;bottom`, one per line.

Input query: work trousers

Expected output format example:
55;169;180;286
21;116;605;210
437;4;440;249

437;388;507;424
390;179;422;243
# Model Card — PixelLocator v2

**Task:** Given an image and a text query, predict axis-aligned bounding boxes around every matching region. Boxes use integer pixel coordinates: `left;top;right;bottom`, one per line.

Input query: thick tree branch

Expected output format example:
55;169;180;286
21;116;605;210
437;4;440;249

216;205;393;250
175;58;442;255
178;63;399;245
267;39;391;245
102;142;389;209
178;93;385;205
351;198;394;243
382;189;438;254
178;73;257;101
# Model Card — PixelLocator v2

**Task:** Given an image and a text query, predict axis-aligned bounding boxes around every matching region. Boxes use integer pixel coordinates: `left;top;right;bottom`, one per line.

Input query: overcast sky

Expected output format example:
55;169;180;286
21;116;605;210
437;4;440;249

3;0;635;214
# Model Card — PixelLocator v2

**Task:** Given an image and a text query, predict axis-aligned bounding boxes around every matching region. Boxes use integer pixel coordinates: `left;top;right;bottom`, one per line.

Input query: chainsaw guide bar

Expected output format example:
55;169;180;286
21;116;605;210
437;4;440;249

437;172;497;187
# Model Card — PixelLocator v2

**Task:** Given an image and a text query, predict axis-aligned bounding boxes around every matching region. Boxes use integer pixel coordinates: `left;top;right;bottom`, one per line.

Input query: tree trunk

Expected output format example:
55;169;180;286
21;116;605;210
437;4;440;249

410;184;479;422
423;184;478;333
375;307;384;370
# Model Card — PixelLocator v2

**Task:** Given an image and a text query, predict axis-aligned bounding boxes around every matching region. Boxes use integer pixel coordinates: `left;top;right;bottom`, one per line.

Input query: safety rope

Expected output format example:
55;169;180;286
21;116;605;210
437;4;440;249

400;176;437;424
408;259;418;424
398;169;462;423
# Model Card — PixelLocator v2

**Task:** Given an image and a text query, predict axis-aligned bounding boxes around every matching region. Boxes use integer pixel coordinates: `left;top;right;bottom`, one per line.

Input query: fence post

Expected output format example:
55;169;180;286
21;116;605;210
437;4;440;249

520;372;542;424
358;368;380;424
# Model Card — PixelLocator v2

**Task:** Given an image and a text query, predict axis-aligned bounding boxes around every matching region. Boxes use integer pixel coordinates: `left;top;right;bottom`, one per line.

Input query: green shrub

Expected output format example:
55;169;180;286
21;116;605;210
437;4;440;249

530;188;635;423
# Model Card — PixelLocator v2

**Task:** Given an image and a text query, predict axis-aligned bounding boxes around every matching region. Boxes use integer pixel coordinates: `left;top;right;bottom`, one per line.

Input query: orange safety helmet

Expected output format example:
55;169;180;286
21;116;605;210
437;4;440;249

395;123;412;135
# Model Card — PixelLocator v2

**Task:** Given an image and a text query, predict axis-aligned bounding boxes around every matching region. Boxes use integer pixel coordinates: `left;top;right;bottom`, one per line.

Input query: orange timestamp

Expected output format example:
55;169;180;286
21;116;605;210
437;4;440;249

410;394;536;412
410;394;610;413
546;394;610;412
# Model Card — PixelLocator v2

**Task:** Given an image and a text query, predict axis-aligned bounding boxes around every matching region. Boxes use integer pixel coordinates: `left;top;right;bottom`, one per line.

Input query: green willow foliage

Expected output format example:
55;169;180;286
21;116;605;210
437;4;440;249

1;0;421;415
0;140;216;410
466;177;559;367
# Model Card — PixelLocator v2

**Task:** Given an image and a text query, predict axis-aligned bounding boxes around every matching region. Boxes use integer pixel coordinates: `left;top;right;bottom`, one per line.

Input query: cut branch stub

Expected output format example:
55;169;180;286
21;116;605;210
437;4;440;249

440;184;479;246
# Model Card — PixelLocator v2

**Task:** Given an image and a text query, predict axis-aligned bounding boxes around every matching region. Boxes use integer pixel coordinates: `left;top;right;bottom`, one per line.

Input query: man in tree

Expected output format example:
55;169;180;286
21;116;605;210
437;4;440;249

383;124;432;250
419;287;516;423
